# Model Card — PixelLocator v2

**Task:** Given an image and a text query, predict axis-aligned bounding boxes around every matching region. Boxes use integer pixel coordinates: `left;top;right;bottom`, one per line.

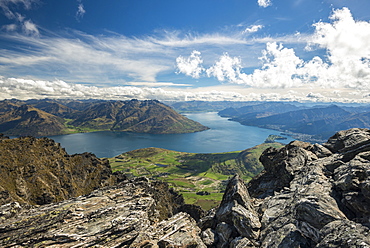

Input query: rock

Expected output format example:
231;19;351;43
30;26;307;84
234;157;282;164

317;220;370;247
201;228;217;246
198;128;370;247
131;212;206;247
0;178;193;247
248;140;317;198
2;128;370;247
215;175;261;241
0;136;118;206
229;237;255;248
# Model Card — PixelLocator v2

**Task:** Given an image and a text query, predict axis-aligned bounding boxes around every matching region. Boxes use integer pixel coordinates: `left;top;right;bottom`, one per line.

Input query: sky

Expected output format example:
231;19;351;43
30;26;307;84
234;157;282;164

1;0;370;102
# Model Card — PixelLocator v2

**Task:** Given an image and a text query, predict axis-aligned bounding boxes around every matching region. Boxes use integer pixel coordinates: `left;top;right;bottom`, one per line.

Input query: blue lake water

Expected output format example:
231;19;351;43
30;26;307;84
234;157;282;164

49;112;294;158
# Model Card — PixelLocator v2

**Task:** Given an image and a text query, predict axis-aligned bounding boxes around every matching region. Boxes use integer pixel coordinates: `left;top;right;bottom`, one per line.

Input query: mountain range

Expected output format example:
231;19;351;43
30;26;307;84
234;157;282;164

219;102;370;142
0;99;209;136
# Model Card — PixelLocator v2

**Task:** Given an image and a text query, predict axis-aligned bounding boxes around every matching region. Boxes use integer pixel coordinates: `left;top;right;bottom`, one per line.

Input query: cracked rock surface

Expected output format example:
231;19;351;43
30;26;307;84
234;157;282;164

2;128;370;247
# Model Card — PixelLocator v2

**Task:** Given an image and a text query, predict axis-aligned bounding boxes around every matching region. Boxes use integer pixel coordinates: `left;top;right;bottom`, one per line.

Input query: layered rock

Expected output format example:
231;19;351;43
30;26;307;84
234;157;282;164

0;177;205;247
197;128;370;247
2;128;370;247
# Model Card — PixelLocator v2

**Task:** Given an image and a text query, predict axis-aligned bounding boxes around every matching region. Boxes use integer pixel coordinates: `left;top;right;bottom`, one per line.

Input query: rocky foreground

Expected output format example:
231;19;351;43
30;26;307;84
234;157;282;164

1;128;370;247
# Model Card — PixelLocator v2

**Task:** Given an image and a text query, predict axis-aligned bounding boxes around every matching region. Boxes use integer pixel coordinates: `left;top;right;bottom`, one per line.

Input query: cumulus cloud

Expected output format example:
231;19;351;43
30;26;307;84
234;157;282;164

257;0;272;8
2;76;369;103
177;8;370;91
206;53;244;84
0;76;247;101
176;50;204;79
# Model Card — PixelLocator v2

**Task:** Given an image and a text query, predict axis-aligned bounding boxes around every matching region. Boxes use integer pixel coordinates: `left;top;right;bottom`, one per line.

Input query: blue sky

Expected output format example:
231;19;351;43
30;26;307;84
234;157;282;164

1;0;370;102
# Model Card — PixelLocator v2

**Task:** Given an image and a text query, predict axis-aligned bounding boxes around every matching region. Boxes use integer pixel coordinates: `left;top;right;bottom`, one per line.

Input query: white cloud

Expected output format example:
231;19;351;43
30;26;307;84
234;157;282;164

0;76;246;101
257;0;272;8
76;3;85;20
177;8;370;91
126;82;192;87
206;53;244;84
176;50;204;79
2;76;370;103
0;0;39;36
243;24;263;34
2;23;17;31
306;7;370;89
0;0;37;19
22;19;38;36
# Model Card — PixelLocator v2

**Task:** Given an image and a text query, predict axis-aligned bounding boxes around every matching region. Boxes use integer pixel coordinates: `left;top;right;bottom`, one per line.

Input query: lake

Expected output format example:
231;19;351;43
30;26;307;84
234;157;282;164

49;112;294;158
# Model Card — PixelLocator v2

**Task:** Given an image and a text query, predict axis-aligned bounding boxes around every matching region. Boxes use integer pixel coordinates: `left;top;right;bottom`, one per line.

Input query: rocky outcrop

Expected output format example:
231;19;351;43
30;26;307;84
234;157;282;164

0;136;117;206
197;128;370;247
1;128;370;247
0;177;205;247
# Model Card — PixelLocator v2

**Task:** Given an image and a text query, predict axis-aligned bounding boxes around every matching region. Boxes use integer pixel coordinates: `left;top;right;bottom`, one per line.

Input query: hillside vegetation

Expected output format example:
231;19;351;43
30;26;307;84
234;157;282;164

0;99;208;136
109;142;283;210
0;134;117;205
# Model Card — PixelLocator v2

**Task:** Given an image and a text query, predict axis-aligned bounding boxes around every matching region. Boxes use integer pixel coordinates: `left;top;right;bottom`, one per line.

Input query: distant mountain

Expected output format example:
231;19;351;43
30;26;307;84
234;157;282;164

30;99;78;118
224;104;370;141
219;102;303;118
70;99;209;134
0;104;68;136
0;99;208;136
168;100;262;112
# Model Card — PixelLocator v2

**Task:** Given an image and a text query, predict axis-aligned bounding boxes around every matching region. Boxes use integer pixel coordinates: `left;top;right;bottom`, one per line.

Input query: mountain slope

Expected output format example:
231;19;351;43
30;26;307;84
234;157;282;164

230;105;368;141
0;99;209;136
219;101;302;118
0;104;68;136
0;135;117;205
71;99;209;134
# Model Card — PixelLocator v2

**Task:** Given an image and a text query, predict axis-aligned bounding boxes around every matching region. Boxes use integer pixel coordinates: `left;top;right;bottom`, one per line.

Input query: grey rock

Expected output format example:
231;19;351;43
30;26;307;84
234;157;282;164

216;222;235;248
201;228;217;246
229;237;255;248
0;178;191;247
317;220;370;248
215;175;260;242
131;212;206;247
199;128;370;247
2;128;370;247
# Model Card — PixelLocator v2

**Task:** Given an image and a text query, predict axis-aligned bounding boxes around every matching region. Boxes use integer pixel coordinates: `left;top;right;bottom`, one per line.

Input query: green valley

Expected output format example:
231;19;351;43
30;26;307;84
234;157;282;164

109;142;283;210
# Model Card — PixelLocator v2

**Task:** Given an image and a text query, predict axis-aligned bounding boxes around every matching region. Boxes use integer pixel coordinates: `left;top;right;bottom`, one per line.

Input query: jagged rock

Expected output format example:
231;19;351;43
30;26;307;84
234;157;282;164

317;220;370;247
333;151;370;224
0;178;193;247
198;128;370;247
215;175;260;241
248;140;317;198
2;128;370;247
131;212;206;247
201;228;217;246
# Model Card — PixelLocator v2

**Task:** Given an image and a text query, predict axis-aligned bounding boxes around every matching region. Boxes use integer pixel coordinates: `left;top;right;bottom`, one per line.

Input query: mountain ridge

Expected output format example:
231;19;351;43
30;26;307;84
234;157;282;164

220;103;370;142
0;99;209;136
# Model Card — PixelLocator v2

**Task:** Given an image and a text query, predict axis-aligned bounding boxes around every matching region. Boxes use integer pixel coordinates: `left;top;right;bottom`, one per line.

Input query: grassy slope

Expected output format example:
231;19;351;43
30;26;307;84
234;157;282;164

109;142;283;210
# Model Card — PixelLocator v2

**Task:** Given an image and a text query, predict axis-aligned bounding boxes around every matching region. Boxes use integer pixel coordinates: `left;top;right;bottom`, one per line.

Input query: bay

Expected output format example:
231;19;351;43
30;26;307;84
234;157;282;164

49;112;294;158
